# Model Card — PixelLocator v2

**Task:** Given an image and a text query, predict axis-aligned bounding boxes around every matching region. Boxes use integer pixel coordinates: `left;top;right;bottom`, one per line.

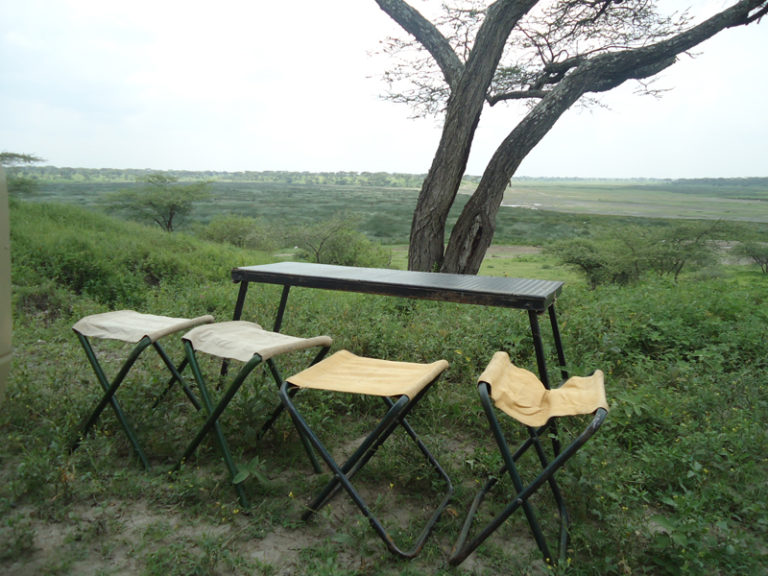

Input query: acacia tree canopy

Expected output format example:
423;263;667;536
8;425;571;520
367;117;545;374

0;152;45;166
374;0;768;274
0;152;45;196
109;173;212;232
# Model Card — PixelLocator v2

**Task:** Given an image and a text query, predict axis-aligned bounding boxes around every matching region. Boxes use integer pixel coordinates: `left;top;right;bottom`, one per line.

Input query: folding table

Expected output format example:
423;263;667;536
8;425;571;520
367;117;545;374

230;262;568;390
229;263;571;554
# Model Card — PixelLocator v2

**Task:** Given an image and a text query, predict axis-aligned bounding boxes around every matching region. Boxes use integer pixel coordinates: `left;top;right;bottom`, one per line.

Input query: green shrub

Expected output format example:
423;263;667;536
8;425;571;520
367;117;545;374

3;201;767;575
200;214;279;252
293;215;392;268
9;201;265;311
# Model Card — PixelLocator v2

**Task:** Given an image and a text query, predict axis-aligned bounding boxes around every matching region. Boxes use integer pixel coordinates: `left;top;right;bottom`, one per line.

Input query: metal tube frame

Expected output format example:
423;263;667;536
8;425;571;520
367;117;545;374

279;378;454;559
70;332;198;469
448;381;608;566
175;341;330;507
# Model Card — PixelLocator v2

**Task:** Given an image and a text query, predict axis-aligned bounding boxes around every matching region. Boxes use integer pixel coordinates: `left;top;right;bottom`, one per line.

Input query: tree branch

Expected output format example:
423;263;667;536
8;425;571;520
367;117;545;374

585;0;768;94
488;89;549;104
375;0;465;89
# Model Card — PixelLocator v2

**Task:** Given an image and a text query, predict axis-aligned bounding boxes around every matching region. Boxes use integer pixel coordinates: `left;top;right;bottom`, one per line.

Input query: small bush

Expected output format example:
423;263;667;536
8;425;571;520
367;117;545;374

200;214;278;252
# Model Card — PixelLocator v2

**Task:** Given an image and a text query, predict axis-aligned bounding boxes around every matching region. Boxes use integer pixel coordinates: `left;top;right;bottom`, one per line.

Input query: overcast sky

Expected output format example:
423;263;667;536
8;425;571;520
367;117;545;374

1;0;766;179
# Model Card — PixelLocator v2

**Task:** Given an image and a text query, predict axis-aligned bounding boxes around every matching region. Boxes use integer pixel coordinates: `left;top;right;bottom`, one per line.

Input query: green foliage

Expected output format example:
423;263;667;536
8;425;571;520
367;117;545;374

2;202;767;575
5;174;40;196
0;152;45;166
1;151;45;196
15;168;768;251
106;172;212;232
200;214;278;251
556;278;768;575
548;222;723;287
9;201;262;312
737;240;768;274
294;214;392;268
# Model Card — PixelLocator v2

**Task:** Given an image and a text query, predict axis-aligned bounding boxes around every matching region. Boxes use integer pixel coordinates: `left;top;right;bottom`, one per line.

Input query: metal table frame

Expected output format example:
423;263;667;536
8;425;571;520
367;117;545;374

230;262;569;388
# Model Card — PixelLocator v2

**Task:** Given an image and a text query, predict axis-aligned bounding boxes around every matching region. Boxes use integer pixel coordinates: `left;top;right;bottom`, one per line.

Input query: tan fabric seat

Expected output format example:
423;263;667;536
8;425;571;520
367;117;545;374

74;310;214;343
280;349;453;558
480;351;608;427
287;349;449;399
182;320;332;363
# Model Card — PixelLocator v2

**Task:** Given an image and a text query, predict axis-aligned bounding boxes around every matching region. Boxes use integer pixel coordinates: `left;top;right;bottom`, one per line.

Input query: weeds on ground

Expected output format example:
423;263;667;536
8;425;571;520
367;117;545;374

2;202;767;575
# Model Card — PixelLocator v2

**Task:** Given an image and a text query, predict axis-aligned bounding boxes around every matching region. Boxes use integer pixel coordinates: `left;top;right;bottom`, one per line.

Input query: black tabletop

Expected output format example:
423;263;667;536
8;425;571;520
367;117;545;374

232;262;563;311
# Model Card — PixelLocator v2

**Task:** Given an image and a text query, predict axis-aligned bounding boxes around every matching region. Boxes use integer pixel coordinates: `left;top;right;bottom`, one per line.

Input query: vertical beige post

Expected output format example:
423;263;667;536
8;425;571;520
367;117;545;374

0;167;11;403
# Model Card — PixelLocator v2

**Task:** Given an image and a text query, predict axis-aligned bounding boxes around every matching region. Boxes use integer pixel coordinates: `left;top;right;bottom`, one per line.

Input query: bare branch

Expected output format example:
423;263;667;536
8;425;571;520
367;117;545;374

375;0;464;89
487;89;549;104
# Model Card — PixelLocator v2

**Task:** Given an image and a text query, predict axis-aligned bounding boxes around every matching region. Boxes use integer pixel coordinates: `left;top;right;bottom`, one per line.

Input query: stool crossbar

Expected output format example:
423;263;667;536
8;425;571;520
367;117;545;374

176;320;332;506
279;349;454;559
449;351;608;567
70;310;214;468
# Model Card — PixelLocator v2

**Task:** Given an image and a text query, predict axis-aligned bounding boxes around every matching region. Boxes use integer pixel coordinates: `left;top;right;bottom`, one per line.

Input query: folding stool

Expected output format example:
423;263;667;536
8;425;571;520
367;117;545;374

449;351;608;567
70;310;214;468
176;320;332;506
279;349;454;558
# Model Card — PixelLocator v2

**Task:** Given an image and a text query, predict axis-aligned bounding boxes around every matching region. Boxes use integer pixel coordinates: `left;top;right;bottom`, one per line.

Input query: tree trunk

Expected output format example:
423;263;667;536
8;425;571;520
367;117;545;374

404;0;539;272
441;0;762;274
442;79;590;274
381;0;768;274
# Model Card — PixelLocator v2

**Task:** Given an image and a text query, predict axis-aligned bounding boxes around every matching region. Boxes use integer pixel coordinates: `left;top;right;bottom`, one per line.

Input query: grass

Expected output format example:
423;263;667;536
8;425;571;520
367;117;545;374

1;199;767;575
501;178;768;222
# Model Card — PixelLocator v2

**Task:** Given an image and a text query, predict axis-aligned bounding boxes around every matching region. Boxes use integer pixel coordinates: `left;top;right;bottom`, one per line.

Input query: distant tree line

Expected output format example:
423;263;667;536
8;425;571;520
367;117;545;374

8;166;438;189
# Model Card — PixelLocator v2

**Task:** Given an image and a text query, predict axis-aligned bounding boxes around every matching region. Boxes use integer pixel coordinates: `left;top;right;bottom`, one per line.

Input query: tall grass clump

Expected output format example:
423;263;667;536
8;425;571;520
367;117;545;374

9;200;275;318
2;200;767;575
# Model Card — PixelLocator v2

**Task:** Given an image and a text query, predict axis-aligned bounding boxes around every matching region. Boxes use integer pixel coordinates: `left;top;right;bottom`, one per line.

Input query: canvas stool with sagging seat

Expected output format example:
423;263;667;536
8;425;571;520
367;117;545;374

175;320;332;506
449;351;608;567
279;349;455;559
70;310;214;469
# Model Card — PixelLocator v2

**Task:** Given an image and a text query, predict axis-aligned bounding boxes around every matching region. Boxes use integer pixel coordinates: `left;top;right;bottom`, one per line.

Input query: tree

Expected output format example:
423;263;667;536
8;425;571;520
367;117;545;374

0;152;45;196
0;152;45;166
548;222;721;287
374;0;768;274
295;214;392;267
738;241;768;274
108;173;212;232
647;221;720;282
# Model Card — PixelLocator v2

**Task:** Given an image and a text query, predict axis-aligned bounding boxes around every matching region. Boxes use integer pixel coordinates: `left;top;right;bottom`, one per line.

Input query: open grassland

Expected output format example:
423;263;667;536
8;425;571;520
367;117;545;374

501;178;768;222
2;199;767;575
16;170;768;246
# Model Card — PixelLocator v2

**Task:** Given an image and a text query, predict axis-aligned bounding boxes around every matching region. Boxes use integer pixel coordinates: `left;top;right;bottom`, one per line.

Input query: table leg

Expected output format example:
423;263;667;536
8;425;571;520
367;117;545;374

547;304;569;381
273;285;291;332
527;310;550;390
232;280;249;321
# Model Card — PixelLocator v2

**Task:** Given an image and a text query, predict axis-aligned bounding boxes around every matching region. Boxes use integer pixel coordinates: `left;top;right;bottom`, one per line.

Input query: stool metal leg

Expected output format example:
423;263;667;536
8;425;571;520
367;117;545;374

449;382;608;566
150;343;201;411
280;380;454;559
70;333;152;469
178;340;249;507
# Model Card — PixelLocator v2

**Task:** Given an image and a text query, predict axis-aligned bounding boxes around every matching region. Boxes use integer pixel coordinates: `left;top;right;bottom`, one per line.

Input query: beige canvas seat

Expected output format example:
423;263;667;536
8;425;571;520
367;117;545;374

450;351;608;567
279;349;454;558
70;310;214;468
176;320;332;506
